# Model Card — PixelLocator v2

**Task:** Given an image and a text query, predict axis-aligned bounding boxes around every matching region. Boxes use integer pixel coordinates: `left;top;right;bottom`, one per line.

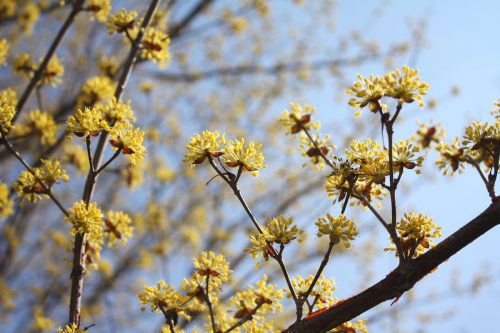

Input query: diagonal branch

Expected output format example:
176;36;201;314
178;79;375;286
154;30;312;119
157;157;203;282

284;201;500;333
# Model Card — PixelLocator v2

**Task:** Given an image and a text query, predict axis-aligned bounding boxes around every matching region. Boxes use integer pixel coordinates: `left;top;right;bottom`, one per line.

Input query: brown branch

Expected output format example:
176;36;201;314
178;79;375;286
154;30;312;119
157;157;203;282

284;201;500;333
68;0;162;327
14;0;84;122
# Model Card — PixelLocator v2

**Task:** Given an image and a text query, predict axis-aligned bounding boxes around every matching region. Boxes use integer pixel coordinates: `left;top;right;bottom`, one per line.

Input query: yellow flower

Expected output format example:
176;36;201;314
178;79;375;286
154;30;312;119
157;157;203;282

87;0;111;22
299;133;334;170
138;280;191;321
184;130;226;165
265;216;304;245
279;102;320;134
0;39;9;65
462;121;499;167
12;109;58;145
13;160;69;203
18;3;40;36
221;10;248;33
108;121;146;165
0;0;16;18
12;53;36;79
138;28;170;64
392;139;424;173
223;138;266;176
96;98;135;123
66;107;109;138
387;212;442;258
0;88;17;133
230;275;283;317
57;323;85;333
40;55;64;87
436;138;467;175
383;65;430;107
315;213;358;247
0;183;14;217
345;74;385;113
31;306;54;331
65;201;104;244
193;251;232;288
98;55;119;77
77;76;116;109
411;122;445;148
107;9;137;34
104;210;133;246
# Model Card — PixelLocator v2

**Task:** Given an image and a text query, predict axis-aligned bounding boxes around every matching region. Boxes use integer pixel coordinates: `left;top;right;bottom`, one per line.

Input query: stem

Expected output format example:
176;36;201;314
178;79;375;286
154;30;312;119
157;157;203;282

36;86;44;112
302;241;335;307
0;128;69;217
224;303;264;333
385;117;405;262
14;0;84;122
205;275;217;333
95;148;122;175
301;126;335;169
275;244;298;305
85;137;95;173
466;156;495;200
68;0;162;327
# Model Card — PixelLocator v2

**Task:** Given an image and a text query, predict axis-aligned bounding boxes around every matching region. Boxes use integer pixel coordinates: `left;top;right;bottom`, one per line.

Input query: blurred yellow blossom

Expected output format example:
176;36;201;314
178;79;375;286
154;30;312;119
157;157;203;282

107;9;137;34
0;183;13;217
0;88;17;133
12;110;58;145
0;39;9;65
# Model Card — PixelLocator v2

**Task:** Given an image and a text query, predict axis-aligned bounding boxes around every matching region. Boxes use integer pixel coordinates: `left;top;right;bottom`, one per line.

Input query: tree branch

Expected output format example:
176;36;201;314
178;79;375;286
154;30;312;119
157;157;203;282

284;201;500;333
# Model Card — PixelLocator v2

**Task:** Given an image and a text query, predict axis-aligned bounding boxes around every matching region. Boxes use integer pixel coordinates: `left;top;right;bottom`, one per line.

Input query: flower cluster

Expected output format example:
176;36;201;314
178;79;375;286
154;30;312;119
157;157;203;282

107;9;137;35
57;323;85;333
137;28;170;64
86;0;111;22
346;65;430;115
13;160;69;203
104;210;134;246
387;212;442;258
411;122;445;148
289;274;337;308
229;275;283;319
66;107;110;138
76;75;116;109
0;39;9;65
12;54;64;87
223;138;266;176
462;121;499;170
138;280;191;320
12;109;58;145
279;102;320;134
184;131;266;177
392;139;425;173
0;88;17;133
435;138;466;175
65;201;104;238
66;99;146;165
246;216;303;263
315;213;359;247
0;183;13;217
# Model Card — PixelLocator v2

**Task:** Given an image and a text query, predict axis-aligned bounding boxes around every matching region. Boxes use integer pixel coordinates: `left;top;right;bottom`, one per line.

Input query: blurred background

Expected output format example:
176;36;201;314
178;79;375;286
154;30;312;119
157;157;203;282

0;0;499;332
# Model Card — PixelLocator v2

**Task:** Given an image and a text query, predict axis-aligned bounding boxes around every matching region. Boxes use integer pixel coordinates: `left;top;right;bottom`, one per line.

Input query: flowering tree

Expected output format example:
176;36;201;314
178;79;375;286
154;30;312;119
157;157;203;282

0;1;498;333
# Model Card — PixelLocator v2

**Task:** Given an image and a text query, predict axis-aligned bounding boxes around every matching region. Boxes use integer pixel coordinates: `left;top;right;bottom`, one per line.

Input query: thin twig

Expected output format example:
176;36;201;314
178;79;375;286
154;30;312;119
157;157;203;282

301;126;335;169
205;275;217;333
14;0;85;122
466;156;495;200
0;128;69;217
95;148;122;175
224;303;264;333
301;241;335;308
